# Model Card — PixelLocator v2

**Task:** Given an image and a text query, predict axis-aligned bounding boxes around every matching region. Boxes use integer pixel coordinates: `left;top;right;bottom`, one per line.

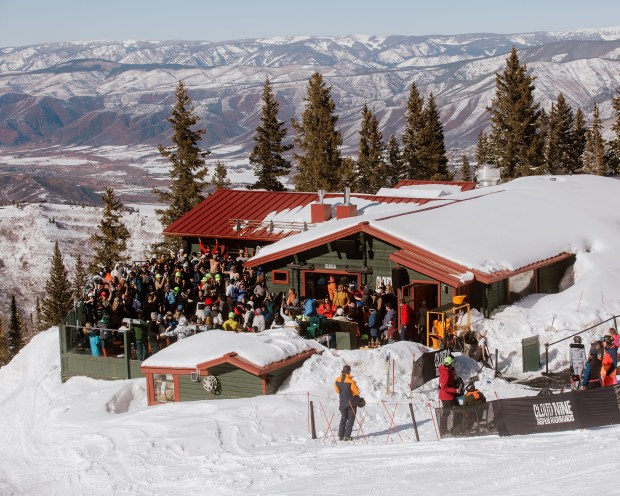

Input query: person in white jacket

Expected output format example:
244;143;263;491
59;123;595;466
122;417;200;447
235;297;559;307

162;316;194;340
252;308;266;333
569;335;587;388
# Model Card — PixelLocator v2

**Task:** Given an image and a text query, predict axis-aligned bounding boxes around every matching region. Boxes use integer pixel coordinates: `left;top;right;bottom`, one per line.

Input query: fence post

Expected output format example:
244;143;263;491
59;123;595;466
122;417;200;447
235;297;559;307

545;343;549;375
124;328;131;379
309;400;317;440
409;403;420;442
494;349;499;378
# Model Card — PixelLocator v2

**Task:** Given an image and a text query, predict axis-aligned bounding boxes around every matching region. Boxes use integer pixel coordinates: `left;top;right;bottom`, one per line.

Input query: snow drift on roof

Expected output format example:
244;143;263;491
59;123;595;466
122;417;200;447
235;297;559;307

141;328;318;369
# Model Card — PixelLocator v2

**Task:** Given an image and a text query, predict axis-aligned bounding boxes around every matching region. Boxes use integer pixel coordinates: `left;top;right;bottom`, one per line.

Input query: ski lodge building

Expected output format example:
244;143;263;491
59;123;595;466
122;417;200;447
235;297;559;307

163;176;592;320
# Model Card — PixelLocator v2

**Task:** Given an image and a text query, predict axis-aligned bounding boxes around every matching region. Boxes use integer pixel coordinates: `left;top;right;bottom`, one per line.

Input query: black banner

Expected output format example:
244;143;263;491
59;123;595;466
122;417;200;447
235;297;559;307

493;386;620;436
410;348;451;390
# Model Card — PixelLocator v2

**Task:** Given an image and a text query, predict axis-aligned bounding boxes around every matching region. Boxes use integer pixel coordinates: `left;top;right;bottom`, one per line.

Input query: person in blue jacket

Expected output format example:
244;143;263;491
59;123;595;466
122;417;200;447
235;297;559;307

303;297;317;317
582;348;603;389
87;324;101;357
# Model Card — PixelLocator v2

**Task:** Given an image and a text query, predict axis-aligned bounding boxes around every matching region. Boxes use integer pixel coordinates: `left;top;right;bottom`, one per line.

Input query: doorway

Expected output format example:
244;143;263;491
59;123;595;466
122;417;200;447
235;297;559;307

400;282;439;324
302;271;360;300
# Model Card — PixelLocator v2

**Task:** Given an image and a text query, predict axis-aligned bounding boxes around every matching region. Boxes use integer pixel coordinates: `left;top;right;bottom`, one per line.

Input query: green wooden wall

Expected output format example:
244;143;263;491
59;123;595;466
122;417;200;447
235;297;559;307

179;363;264;401
538;256;575;294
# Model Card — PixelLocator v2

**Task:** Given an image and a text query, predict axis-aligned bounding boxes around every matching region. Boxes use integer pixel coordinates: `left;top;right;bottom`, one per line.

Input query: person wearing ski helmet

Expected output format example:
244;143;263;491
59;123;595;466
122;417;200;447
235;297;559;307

569;335;587;389
334;364;361;441
463;381;486;406
439;355;462;406
438;355;462;435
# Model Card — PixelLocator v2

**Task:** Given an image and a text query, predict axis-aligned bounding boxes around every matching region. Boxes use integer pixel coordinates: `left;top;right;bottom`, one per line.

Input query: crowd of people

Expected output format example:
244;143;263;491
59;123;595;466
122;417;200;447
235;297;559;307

75;247;432;359
571;329;620;389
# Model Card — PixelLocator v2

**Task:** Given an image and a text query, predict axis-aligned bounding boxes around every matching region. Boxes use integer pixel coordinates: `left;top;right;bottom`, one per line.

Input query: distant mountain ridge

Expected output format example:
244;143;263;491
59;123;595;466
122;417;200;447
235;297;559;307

0;28;619;167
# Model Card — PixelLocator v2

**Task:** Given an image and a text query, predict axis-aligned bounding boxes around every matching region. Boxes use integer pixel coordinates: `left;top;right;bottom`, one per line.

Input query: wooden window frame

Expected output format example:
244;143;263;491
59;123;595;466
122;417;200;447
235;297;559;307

271;270;290;285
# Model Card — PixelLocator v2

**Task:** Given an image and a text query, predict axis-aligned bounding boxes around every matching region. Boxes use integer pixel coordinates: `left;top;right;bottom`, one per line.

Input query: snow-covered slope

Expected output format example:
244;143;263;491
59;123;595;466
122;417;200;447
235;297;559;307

0;324;619;495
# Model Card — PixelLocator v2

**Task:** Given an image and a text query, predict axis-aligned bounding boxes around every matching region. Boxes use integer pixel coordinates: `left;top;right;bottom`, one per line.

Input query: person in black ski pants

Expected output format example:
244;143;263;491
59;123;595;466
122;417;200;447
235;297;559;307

334;365;361;441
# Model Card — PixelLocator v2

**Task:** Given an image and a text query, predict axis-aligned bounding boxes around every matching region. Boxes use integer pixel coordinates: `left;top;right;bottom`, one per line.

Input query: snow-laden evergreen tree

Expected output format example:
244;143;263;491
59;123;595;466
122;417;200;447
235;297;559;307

250;78;292;191
8;295;23;358
0;318;9;366
154;80;210;229
545;93;576;174
34;296;44;334
460;155;473;181
418;93;451;180
292;73;342;192
73;254;88;304
211;160;232;189
582;103;607;176
355;103;386;193
486;47;542;180
475;131;490;166
385;134;404;187
42;241;73;328
608;88;620;175
401;82;425;179
89;187;130;272
573;108;587;172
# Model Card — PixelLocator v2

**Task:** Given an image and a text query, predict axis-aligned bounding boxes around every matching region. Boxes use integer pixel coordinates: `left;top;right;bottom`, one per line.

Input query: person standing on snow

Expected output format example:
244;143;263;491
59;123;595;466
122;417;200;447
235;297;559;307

569;336;587;388
582;348;603;389
334;364;361;441
601;335;618;386
438;356;463;434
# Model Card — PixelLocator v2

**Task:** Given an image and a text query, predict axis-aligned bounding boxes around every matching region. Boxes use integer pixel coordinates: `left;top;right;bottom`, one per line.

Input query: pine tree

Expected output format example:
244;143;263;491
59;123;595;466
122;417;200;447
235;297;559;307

73;254;88;303
0;318;9;366
154;80;210;228
573;108;587;173
401;82;425;179
418;93;451;180
355;104;386;193
42;241;73;328
34;296;44;334
250;78;292;191
475;131;490;166
292;73;342;192
545;93;576;174
89;187;130;272
211;160;232;189
460;155;473;181
608;88;620;175
8;295;23;358
582;103;607;176
486;47;543;180
341;157;356;186
385;134;404;187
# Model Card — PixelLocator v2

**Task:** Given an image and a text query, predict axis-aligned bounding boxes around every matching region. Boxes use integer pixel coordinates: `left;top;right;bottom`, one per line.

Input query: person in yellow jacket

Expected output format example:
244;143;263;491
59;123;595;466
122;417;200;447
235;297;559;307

223;312;242;332
334;364;361;441
332;284;351;309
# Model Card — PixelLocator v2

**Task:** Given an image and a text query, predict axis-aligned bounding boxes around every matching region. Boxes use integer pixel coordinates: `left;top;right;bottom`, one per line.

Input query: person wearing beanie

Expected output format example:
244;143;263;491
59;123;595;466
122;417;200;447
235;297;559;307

582;348;603;389
252;308;266;333
334;364;361;441
147;312;163;355
223;311;242;332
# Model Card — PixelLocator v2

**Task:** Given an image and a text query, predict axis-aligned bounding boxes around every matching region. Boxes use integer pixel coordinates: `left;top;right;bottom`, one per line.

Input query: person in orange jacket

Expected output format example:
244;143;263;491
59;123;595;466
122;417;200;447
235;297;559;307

601;335;618;386
334;364;361;441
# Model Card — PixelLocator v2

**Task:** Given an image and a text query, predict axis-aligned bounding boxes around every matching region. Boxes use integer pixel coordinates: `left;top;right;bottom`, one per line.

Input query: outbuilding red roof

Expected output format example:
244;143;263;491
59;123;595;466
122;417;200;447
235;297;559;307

394;180;477;192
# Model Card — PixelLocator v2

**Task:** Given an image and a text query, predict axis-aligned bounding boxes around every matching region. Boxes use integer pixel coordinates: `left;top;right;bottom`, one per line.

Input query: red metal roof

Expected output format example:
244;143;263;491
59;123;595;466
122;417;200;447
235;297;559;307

163;189;431;241
164;189;321;241
394;180;477;192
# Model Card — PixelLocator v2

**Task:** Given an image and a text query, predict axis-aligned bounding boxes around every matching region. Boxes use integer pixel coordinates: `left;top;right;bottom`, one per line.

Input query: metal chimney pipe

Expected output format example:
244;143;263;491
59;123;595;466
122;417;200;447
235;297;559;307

344;184;350;205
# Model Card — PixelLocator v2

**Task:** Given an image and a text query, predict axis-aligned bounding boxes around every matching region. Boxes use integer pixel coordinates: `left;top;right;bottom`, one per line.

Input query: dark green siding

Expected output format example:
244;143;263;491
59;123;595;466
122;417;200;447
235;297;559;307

264;360;308;395
538;256;575;294
263;235;398;295
180;364;265;400
485;279;507;315
61;353;143;381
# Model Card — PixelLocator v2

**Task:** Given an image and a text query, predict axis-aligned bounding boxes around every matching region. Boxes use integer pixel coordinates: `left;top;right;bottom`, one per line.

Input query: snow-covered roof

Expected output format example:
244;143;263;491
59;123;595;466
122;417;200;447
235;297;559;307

141;328;317;370
249;175;620;277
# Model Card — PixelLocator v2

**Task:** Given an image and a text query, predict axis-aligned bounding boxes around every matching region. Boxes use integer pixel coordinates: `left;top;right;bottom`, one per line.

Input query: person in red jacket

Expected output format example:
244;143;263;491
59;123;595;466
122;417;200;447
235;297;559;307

438;355;463;435
439;355;461;406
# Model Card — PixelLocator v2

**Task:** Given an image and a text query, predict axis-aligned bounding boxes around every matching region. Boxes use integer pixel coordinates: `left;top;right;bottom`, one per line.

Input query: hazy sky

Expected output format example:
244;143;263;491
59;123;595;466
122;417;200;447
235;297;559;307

1;0;619;47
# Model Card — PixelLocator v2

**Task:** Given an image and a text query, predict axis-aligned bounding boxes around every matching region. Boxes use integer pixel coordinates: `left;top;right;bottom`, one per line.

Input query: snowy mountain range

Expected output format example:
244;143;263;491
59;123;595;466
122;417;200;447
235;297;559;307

0;28;619;202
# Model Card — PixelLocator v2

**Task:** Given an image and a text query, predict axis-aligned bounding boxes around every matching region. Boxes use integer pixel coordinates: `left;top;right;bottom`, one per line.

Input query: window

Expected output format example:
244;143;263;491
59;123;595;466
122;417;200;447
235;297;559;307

154;374;175;403
272;270;290;285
